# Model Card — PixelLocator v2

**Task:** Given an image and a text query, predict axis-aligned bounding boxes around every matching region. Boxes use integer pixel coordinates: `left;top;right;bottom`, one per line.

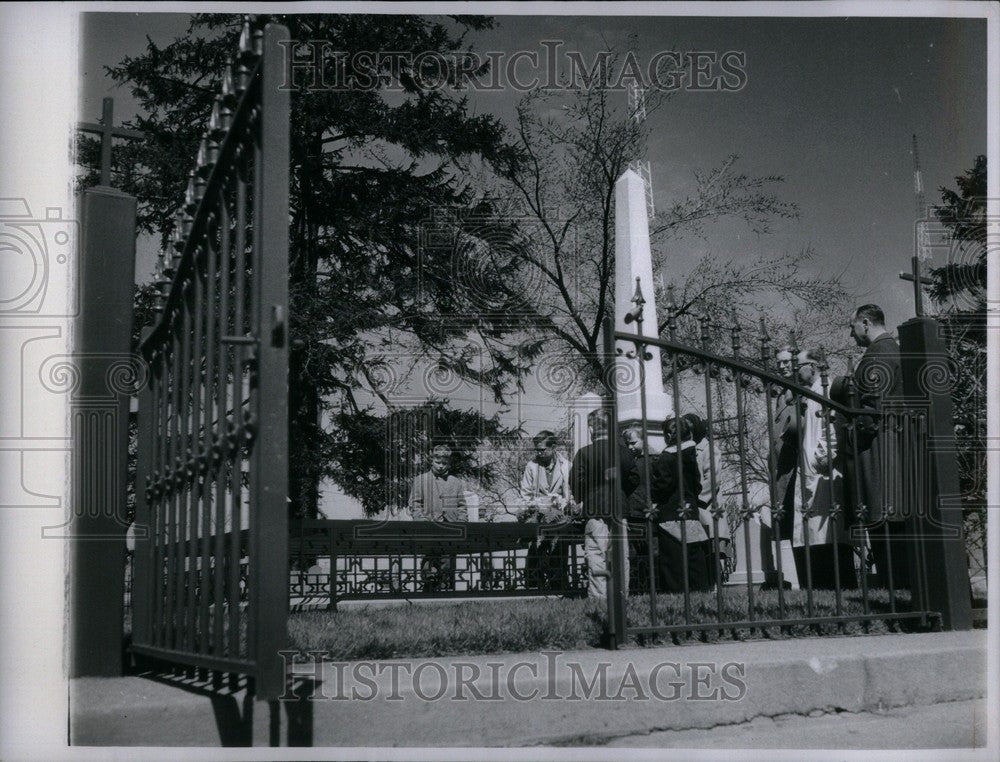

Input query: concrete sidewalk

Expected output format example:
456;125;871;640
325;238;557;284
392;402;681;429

70;630;986;747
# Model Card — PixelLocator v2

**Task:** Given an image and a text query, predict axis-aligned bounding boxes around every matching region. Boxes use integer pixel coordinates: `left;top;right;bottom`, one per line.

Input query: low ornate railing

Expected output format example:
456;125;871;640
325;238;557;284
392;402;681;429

289;520;588;607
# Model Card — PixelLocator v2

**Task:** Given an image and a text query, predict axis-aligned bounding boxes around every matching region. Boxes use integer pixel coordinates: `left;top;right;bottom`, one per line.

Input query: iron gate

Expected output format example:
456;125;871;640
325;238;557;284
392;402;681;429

130;20;290;700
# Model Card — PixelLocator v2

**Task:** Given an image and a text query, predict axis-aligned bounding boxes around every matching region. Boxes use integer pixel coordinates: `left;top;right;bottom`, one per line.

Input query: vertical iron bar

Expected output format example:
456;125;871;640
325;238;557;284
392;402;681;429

186;245;204;653
132;329;156;649
166;310;182;650
213;184;233;658
154;345;170;647
633;312;657;626
845;360;871;628
790;349;815;617
883;412;898;614
665;305;690;626
818;351;844;631
759;324;787;627
176;276;192;655
602;316;627;646
149;350;164;647
200;228;217;656
731;321;755;633
228;152;247;660
700;319;725;630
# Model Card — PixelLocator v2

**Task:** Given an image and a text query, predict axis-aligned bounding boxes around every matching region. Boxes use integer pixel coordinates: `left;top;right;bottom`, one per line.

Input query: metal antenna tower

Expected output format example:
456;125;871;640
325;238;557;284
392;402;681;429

913;133;932;263
625;34;655;220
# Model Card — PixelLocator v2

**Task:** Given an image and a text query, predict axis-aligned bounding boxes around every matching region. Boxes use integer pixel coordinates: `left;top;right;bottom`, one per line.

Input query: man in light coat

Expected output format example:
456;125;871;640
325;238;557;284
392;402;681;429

519;430;573;590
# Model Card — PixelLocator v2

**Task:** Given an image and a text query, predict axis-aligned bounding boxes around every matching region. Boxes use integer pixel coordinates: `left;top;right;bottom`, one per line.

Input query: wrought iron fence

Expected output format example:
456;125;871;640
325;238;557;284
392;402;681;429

599;288;963;644
130;19;290;700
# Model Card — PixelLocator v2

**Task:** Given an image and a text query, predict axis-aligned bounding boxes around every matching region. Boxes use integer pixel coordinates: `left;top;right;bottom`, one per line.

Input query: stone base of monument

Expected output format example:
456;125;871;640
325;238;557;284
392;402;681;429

776;539;801;589
725;517;780;587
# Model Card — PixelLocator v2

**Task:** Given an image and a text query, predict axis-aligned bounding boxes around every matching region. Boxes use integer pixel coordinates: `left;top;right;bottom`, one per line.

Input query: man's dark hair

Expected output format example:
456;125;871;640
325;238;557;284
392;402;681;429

798;348;823;365
587;408;611;436
853;304;886;326
532;430;558;448
681;412;707;443
663;416;692;443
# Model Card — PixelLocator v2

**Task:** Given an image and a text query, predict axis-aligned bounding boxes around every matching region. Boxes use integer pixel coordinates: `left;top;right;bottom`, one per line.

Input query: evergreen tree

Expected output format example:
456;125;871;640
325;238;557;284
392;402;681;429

927;155;987;577
78;14;545;516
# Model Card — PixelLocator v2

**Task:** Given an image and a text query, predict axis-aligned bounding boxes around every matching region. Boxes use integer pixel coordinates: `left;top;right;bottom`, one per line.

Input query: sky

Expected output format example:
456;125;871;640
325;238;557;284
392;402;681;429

78;9;989;514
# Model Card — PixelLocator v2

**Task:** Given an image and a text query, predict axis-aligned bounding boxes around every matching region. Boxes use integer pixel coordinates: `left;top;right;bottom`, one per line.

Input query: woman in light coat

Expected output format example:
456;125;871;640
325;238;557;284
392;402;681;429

791;350;857;590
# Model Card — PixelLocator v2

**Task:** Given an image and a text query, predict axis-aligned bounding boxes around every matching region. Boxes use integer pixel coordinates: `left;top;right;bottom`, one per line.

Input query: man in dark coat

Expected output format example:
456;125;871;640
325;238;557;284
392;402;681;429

569;408;640;601
849;303;911;590
649;416;708;593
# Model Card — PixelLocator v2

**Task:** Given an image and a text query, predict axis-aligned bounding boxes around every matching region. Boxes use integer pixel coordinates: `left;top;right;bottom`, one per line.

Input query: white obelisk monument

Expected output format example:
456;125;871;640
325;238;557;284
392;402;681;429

613;168;671;441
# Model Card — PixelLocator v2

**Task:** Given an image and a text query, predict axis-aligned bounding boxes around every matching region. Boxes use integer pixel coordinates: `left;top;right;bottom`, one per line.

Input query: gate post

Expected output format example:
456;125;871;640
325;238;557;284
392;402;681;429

251;21;291;701
897;315;972;630
68;184;138;676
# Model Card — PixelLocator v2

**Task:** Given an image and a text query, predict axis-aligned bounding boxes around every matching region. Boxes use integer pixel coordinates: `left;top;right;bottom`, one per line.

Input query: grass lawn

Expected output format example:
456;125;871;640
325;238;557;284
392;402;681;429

287;588;930;661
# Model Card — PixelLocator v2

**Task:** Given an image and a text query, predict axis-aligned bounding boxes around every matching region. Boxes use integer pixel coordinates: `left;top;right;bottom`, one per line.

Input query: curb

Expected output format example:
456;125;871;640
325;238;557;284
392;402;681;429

70;630;986;747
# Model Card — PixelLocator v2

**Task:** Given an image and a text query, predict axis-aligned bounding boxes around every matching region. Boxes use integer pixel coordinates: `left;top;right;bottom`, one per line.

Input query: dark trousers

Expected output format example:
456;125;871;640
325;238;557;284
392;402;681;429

792;543;858;590
775;469;796;540
657;529;710;594
627;518;654;595
698;539;726;588
525;535;568;591
867;520;913;591
421;553;455;592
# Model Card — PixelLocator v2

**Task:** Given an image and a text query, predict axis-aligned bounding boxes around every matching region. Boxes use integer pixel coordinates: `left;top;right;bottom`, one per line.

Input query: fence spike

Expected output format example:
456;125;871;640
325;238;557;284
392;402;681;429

238;18;253;58
221;67;237;105
759;316;771;363
209;99;225;139
196;137;213;182
184;172;197;213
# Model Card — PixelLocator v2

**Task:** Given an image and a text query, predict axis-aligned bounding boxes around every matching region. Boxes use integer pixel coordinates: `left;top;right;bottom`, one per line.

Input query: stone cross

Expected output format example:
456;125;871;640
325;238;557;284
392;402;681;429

77;97;145;188
898;255;930;317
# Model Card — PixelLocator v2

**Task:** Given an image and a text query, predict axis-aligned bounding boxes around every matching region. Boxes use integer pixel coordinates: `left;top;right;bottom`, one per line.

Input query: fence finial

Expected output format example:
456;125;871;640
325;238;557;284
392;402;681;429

184;171;197;213
759;315;771;364
171;212;185;255
209;99;224;138
239;18;254;58
818;345;830;381
730;309;741;352
196;137;212;185
625;276;645;325
221;67;237;106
